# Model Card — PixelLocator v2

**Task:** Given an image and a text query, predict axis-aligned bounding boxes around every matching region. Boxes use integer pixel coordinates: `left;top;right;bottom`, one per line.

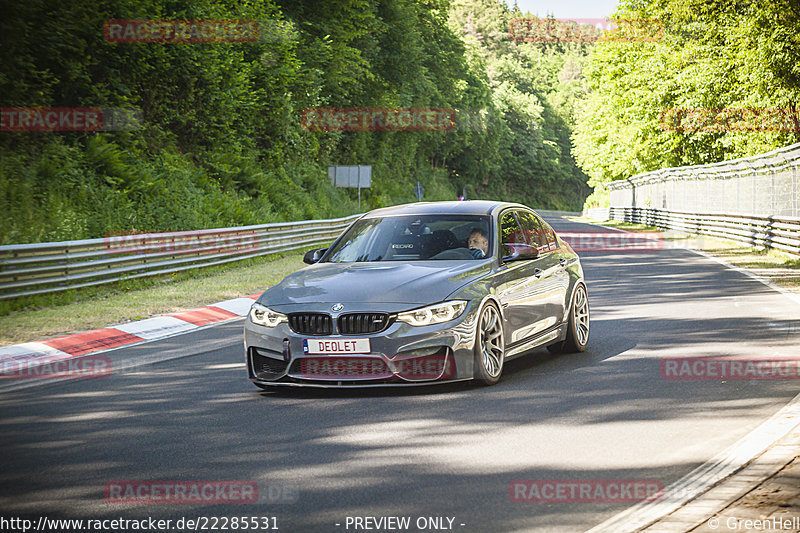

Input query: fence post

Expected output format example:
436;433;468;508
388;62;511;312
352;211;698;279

736;171;740;213
682;178;691;211
771;167;776;214
793;163;797;218
671;178;675;210
695;174;699;212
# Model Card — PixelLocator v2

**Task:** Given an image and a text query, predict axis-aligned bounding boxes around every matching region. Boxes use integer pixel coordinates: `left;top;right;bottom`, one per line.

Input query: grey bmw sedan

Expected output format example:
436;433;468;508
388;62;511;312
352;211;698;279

245;200;589;388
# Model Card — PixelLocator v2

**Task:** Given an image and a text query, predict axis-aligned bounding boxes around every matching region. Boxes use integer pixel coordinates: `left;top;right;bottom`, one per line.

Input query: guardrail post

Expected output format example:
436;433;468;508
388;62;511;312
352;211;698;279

63;246;69;291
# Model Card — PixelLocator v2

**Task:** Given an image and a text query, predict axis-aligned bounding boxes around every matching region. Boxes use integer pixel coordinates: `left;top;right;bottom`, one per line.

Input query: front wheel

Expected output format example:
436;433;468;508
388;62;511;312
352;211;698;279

548;283;590;354
473;302;505;385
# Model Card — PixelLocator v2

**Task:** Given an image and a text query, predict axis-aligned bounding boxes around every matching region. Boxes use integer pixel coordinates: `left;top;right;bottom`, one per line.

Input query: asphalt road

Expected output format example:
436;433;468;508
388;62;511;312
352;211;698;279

2;217;800;533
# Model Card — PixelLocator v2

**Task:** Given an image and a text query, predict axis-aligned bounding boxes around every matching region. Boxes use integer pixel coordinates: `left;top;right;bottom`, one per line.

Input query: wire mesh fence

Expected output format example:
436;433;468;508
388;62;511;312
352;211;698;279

606;143;800;256
607;143;800;216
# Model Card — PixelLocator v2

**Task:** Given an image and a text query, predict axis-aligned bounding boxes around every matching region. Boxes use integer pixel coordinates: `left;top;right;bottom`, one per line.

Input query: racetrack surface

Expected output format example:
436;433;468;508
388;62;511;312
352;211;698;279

1;217;799;532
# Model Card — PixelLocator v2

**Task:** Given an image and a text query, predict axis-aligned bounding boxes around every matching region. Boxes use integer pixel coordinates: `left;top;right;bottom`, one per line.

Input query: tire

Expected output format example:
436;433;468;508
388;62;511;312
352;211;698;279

547;283;590;354
473;301;505;385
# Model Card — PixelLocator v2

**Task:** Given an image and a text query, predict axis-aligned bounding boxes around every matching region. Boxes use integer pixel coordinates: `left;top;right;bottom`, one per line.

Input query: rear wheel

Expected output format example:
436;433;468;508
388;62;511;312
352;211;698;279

548;284;590;354
473;302;505;385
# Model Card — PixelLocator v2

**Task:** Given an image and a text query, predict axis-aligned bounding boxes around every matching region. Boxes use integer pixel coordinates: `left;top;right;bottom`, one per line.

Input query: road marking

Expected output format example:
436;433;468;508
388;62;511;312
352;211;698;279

577;217;800;532
115;316;197;340
209;297;259;316
41;328;144;356
585;392;800;532
0;342;72;364
690;248;800;306
170;305;239;326
0;294;258;392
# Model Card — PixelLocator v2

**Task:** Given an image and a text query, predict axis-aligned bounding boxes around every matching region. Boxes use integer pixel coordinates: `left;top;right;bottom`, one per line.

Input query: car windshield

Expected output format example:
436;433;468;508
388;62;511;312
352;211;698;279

324;214;492;262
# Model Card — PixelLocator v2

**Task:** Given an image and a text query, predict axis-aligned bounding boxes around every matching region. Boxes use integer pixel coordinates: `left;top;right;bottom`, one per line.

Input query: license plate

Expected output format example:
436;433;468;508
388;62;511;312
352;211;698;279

302;338;371;355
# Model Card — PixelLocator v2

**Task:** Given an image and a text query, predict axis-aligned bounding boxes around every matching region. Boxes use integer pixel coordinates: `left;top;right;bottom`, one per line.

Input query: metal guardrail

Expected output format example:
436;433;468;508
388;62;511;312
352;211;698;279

0;214;362;300
0;205;583;301
608;207;800;257
583;207;611;221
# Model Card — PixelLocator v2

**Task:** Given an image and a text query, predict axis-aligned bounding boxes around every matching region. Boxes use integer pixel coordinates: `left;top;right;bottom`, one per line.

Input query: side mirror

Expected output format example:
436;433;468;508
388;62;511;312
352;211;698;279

303;248;328;265
501;248;539;263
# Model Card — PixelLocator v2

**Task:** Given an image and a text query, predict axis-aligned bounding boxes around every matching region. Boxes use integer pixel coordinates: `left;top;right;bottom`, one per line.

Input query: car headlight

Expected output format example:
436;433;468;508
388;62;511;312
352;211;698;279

397;301;467;327
249;303;287;328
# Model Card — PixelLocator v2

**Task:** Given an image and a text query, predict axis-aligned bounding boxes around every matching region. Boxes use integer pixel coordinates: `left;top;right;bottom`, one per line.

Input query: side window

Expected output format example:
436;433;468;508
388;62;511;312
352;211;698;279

499;211;526;257
543;222;559;251
515;211;547;252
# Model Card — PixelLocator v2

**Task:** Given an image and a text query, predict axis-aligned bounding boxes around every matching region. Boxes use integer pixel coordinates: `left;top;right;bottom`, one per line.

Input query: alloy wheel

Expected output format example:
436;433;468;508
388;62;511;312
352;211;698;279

479;304;504;377
573;285;590;347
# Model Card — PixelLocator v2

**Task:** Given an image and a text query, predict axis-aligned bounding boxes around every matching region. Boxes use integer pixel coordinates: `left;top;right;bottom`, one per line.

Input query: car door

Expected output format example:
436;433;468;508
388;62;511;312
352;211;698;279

493;209;552;348
517;210;569;333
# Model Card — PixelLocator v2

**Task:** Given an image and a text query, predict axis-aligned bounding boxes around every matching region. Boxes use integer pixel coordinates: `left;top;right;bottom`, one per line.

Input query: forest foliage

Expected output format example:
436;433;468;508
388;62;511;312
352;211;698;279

0;0;592;244
573;0;800;206
3;0;799;242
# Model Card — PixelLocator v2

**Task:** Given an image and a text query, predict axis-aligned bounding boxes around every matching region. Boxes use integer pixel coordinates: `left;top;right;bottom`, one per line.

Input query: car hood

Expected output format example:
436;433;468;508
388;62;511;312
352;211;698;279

259;261;492;306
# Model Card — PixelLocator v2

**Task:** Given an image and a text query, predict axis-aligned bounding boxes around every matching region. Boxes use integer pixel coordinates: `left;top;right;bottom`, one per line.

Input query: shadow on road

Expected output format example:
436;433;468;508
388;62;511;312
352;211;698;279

1;220;799;532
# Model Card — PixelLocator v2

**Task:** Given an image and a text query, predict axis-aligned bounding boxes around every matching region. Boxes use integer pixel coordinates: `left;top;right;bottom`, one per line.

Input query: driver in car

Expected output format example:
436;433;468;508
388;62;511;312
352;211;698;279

468;228;489;259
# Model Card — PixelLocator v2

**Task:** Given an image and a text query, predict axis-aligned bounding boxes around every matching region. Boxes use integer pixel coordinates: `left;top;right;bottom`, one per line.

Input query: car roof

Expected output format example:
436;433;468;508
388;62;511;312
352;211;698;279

362;200;527;218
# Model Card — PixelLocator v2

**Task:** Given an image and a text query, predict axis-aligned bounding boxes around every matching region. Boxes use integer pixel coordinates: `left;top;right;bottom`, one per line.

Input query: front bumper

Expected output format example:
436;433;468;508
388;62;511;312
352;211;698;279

244;302;480;388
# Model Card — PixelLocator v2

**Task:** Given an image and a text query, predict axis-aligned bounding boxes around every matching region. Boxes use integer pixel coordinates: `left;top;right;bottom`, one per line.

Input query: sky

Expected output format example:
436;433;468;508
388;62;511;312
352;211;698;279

505;0;620;19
